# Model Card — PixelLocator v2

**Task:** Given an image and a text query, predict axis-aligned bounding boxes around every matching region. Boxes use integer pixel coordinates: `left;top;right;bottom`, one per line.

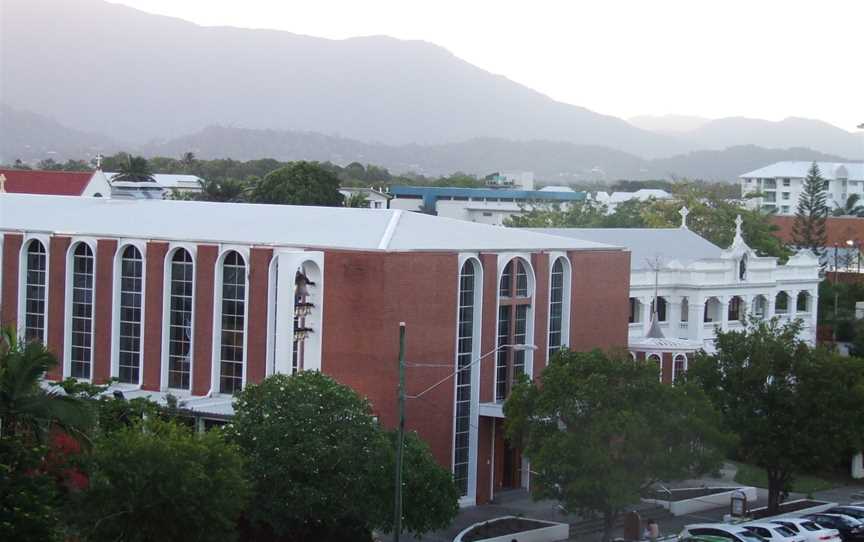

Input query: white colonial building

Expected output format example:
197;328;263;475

740;161;864;216
538;208;821;366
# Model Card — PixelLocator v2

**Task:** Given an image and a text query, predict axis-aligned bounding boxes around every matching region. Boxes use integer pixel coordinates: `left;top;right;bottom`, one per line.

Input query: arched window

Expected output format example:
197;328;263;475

647;353;662;381
680;297;689;323
796;292;810;313
117;246;143;384
167;249;194;390
496;258;532;402
704;297;722;323
739;254;748;281
219;251;246;394
548;258;567;357
70;243;94;379
23;240;47;343
752;295;768;319
454;259;479;497
728;296;744;322
775;291;789;314
673;354;687;382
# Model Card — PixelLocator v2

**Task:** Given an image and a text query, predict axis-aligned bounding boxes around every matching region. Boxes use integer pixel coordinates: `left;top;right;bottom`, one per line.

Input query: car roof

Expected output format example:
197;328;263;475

743;522;788;529
809;513;859;521
688;524;752;532
831;506;864;511
685;536;736;542
770;518;817;525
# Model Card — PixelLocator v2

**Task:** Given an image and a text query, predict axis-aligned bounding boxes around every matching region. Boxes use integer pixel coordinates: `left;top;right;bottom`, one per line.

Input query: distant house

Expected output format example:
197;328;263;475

771;215;864;271
338;187;392;209
740;161;864;216
0;168;111;197
592;188;672;213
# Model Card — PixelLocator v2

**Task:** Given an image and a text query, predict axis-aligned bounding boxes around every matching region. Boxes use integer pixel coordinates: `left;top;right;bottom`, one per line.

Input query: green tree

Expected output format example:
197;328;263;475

0;326;91;441
792;162;828;257
250;161;344;206
192;178;249;202
73;418;248;542
687;318;864;513
0;437;60;541
111;155;156;183
229;372;457;541
832;194;864;217
505;349;730;542
505;200;608;227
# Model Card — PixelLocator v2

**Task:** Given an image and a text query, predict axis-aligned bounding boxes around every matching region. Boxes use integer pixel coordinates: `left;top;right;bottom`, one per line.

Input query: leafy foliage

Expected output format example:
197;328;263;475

832;194;864;217
0;437;61;541
73;418;248;542
0;326;92;441
250;161;344;206
110;155;156;183
792;162;828;257
228;372;457;541
345;191;371;208
505;349;730;542
688;318;864;512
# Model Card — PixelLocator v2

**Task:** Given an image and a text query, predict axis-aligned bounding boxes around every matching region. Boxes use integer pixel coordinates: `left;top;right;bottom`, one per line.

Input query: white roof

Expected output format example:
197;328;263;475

740;161;864;181
0;193;618;253
593;189;671;204
105;172;204;189
534;227;722;270
538;185;575;192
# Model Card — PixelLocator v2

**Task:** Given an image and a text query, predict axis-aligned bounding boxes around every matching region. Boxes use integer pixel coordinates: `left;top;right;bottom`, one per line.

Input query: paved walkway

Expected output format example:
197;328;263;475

418;465;864;542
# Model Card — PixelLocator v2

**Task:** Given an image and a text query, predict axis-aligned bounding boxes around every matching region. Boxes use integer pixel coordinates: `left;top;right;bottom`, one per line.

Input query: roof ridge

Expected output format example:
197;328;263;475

377;210;402;250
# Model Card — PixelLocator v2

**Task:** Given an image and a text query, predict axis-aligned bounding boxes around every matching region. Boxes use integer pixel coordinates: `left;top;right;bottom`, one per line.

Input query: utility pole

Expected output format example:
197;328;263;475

393;322;406;542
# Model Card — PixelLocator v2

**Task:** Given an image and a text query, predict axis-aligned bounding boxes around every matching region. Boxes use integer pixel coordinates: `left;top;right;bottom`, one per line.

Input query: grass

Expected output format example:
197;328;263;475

733;462;838;495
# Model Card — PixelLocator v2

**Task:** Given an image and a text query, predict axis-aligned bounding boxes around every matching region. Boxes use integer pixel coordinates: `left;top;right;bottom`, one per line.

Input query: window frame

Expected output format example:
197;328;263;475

162;245;196;392
66;240;96;381
215;249;249;395
113;243;146;385
19;236;50;345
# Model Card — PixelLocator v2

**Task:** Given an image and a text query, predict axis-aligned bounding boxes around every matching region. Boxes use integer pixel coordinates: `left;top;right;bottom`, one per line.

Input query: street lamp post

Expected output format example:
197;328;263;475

392;326;536;542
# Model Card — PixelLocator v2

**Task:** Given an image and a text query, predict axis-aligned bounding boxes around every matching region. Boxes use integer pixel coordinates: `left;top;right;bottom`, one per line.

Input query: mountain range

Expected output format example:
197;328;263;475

0;0;862;180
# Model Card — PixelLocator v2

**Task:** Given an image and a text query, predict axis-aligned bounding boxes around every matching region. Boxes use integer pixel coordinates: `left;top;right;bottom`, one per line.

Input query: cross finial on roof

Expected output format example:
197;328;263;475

678;206;689;229
94;154;103;171
734;214;743;237
0;174;6;193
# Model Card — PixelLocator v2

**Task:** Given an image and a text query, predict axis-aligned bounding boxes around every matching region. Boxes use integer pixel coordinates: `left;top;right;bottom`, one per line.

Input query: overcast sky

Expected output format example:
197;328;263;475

112;0;862;130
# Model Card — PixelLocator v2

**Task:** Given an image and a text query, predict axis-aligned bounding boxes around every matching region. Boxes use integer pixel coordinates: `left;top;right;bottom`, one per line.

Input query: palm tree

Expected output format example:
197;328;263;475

832;194;864;217
0;326;90;440
111;155;155;183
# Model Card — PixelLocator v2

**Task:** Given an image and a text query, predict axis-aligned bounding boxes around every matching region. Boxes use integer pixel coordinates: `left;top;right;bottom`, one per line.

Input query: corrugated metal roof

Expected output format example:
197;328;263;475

0;168;94;196
740;161;864;180
0;193;618;253
533;227;723;270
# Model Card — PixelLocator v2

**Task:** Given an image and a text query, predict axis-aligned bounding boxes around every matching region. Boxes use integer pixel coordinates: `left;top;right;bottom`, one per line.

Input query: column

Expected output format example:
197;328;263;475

719;295;729;331
1;234;23;327
192;245;217;396
46;236;71;380
640;296;652;336
689;296;705;342
668;296;682;339
765;295;775;320
92;239;117;383
142;242;168;391
245;247;273;385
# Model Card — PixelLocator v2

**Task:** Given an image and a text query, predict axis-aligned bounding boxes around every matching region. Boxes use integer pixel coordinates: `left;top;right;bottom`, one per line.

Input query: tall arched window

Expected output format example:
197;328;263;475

728;296;744;322
70;243;94;379
118;246;143;384
167;249;194;390
796;291;811;313
673;354;687;382
548;257;566;357
453;259;478;497
496;258;532;402
775;291;789;314
23;240;47;343
219;251;246;394
648;353;662;381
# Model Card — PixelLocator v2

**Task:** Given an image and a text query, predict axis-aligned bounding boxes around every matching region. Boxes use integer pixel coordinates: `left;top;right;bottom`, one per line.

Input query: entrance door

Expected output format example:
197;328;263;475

501;440;521;489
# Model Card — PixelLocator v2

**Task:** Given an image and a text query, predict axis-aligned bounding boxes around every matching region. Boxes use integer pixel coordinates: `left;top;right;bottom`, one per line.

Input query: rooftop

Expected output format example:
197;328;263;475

533;227;723;270
104;171;204;189
0;168;94;196
389;185;586;201
740;161;864;181
0;193;618;253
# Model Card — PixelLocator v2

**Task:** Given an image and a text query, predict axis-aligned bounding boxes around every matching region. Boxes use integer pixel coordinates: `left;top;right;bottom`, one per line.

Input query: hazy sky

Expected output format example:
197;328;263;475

112;0;863;130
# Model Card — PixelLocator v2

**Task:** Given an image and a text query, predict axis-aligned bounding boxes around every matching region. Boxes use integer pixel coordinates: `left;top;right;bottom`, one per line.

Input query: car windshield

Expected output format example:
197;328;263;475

774;526;797;537
739;531;768;542
838;517;863;528
801;522;821;532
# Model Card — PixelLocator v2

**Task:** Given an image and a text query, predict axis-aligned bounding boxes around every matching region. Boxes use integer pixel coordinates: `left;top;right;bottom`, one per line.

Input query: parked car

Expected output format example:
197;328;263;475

827;508;864;522
680;524;770;542
741;522;807;542
681;536;742;542
803;514;864;542
769;517;842;542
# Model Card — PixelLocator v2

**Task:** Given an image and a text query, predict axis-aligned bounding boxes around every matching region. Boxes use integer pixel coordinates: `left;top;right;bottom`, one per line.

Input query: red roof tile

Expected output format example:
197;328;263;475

0;169;94;196
772;215;864;246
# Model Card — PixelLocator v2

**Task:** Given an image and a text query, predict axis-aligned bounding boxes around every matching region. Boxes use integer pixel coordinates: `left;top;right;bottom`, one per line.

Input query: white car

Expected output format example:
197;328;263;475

769;518;842;542
741;522;807;542
681;523;771;542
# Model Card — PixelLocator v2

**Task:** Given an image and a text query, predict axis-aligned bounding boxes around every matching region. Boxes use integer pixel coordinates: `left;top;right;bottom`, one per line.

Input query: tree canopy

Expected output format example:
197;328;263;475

687;318;864;513
249;161;344;206
110;155;156;183
505;349;730;542
228;371;458;541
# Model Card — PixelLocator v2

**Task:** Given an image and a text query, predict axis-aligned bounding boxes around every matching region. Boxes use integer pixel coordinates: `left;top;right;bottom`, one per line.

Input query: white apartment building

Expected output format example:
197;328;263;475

740;161;864;216
592;188;672;213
